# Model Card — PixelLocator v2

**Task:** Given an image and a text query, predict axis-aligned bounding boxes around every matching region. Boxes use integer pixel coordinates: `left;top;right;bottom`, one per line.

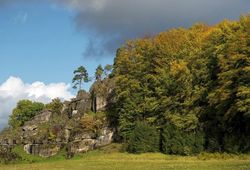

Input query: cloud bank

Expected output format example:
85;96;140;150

0;76;74;130
57;0;250;57
1;0;249;58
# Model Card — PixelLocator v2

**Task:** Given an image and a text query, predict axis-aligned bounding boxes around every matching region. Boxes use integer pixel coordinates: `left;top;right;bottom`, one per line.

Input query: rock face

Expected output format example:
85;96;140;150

90;78;115;112
21;110;60;157
31;110;52;123
24;144;60;157
21;110;52;144
95;95;108;112
69;139;95;154
63;90;91;118
22;126;114;157
68;127;114;154
96;127;114;147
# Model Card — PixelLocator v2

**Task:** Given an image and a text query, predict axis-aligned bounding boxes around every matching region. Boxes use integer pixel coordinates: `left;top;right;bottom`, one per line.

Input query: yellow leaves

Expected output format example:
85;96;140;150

188;23;213;52
81;114;95;132
155;28;188;56
80;113;105;133
243;66;250;72
208;88;231;106
237;86;250;98
170;60;189;76
236;86;250;113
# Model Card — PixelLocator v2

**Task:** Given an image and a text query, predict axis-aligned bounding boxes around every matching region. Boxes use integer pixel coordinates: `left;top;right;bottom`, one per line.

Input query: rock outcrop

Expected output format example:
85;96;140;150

67;127;113;154
0;80;115;158
63;90;91;118
24;144;60;157
90;78;115;112
22;110;52;141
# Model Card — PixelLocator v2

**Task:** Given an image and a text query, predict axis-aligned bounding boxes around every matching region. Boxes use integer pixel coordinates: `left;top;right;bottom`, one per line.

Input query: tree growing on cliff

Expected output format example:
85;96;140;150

46;98;63;115
72;66;89;90
95;65;104;81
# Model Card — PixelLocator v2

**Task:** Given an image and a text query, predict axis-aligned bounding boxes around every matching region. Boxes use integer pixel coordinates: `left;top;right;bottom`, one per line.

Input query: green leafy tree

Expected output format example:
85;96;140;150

72;66;89;90
8;100;44;128
46;98;63;115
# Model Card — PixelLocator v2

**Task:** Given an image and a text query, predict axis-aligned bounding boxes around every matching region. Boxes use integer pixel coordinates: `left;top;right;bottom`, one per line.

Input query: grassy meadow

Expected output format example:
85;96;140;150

0;144;250;170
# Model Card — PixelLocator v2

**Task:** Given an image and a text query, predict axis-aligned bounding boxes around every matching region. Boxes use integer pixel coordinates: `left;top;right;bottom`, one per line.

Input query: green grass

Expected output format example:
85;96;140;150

0;144;250;170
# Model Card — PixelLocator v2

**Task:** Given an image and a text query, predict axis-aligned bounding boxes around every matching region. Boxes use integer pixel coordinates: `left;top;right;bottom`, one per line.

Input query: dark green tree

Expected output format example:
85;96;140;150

161;124;204;155
127;122;160;153
72;66;89;90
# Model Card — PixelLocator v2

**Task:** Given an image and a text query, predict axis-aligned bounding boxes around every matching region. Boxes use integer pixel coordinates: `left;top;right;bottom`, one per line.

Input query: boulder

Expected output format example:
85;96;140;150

39;144;60;157
69;139;96;153
24;144;60;157
63;90;91;118
21;110;53;142
90;78;115;112
95;95;107;112
96;127;114;147
67;127;114;154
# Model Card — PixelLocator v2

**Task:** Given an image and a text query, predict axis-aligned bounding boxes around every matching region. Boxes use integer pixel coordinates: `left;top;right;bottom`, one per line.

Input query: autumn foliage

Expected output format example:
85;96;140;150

110;15;250;154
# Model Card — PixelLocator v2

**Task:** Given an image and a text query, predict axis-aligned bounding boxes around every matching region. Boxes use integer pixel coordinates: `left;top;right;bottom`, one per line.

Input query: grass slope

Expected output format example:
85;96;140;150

1;151;250;170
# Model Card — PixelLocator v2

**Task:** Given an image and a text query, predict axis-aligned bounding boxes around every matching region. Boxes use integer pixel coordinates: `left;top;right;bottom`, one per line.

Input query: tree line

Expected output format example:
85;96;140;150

108;14;250;154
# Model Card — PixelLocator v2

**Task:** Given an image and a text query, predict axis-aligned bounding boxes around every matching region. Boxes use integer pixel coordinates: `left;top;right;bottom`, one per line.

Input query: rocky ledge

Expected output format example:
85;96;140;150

0;88;115;158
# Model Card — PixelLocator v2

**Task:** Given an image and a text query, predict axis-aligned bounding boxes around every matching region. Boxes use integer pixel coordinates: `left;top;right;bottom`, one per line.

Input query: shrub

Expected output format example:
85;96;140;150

127;122;160;153
80;112;106;134
0;146;21;164
161;124;204;155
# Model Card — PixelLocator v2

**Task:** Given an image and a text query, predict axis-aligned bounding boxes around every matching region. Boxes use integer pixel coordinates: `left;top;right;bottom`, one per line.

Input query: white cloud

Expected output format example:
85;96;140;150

0;76;74;130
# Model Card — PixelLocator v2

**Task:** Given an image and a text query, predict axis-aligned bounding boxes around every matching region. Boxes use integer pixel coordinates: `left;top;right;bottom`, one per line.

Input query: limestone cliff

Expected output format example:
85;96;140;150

0;88;114;158
90;78;115;112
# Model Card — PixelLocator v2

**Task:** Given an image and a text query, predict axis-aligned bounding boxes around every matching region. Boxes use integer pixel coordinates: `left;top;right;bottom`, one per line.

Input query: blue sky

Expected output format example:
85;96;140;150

0;1;113;91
